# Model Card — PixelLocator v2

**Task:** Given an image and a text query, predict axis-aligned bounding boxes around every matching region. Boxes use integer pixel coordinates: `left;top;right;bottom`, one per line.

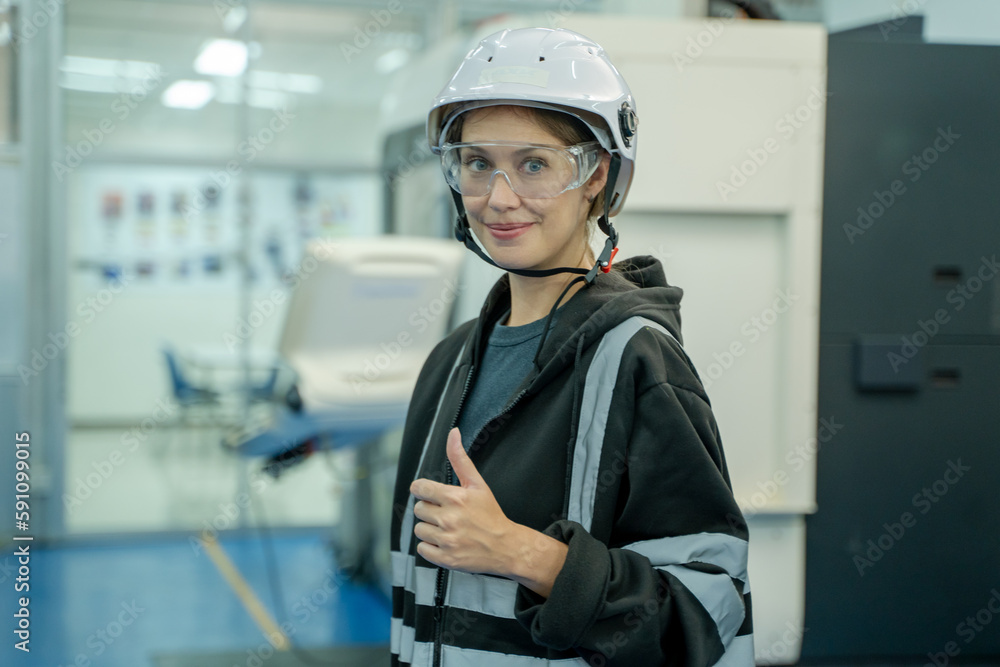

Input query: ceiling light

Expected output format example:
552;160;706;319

248;70;322;94
161;80;215;109
194;39;248;77
59;72;123;94
61;56;160;80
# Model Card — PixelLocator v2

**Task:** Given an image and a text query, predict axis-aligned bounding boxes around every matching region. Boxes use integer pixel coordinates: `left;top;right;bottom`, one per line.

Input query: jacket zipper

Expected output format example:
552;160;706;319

433;366;534;666
434;362;475;667
463;386;529;451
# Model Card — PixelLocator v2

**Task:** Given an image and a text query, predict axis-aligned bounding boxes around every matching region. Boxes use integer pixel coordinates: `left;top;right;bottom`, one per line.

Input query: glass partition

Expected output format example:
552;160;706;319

60;0;416;534
0;1;16;145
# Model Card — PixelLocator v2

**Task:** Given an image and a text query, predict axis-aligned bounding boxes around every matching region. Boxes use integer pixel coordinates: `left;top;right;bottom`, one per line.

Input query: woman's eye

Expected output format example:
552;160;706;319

464;157;490;172
522;158;547;174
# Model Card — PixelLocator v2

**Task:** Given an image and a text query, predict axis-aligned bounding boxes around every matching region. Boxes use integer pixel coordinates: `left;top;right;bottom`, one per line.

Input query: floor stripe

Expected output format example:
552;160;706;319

201;536;290;650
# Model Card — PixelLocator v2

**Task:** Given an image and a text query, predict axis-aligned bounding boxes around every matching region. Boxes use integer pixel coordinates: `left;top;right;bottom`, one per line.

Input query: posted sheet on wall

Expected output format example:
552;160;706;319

68;164;382;292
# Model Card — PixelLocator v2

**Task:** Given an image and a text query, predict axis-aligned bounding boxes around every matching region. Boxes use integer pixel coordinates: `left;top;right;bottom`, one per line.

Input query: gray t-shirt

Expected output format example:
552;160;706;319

456;308;557;455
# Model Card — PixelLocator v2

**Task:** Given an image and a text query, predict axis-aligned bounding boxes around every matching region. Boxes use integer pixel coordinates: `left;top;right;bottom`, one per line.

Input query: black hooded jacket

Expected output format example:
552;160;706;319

389;255;753;667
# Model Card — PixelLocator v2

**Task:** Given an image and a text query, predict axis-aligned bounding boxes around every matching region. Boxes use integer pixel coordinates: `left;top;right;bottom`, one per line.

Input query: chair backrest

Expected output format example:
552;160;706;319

278;236;465;407
162;348;189;396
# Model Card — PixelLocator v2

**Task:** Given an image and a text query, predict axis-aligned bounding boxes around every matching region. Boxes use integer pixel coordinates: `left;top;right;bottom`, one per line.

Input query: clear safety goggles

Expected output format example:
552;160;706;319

439;141;603;199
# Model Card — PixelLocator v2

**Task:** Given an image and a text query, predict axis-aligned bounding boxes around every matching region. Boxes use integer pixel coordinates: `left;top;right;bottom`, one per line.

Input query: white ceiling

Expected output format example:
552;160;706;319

64;0;427;107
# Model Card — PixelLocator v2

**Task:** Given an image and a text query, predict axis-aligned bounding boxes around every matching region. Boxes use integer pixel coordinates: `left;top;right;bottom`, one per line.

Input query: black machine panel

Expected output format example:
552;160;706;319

803;19;1000;661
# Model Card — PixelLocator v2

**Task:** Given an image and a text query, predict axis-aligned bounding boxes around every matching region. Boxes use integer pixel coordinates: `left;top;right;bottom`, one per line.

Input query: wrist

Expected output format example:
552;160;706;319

506;524;568;599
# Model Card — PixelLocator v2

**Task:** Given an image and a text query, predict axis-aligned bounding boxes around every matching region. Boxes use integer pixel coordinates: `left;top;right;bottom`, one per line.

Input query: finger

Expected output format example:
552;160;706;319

410;479;446;503
446;427;484;489
416;540;446;569
413;500;441;524
413;520;441;546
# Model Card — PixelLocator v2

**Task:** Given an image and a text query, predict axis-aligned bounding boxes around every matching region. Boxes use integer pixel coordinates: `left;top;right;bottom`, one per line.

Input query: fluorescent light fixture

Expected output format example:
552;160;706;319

61;55;160;79
248;70;322;94
161;80;215;109
60;72;123;94
59;57;163;94
374;48;410;74
194;39;248;77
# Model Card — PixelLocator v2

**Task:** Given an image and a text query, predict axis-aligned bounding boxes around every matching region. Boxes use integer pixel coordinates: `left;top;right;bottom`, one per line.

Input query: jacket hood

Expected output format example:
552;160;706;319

468;255;684;391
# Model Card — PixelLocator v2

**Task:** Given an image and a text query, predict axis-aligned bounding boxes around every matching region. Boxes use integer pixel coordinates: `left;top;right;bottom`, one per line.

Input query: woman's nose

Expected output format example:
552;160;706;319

487;170;521;210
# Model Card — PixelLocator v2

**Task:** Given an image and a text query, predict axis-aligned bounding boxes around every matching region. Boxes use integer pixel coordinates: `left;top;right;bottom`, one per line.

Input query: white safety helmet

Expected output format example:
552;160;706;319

427;27;638;217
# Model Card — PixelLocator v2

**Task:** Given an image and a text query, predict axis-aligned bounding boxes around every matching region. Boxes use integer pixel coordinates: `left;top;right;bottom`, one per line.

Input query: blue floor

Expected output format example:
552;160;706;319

0;531;391;666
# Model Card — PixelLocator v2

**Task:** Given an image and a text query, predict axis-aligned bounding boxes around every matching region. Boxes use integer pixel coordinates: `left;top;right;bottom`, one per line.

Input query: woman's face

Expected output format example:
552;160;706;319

458;106;608;273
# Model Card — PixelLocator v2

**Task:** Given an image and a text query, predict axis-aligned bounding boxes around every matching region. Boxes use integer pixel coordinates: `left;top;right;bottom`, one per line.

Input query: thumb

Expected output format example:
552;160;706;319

447;427;483;488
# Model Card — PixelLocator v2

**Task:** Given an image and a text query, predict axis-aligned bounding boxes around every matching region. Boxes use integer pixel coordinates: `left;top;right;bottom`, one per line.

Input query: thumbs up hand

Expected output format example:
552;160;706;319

409;427;517;577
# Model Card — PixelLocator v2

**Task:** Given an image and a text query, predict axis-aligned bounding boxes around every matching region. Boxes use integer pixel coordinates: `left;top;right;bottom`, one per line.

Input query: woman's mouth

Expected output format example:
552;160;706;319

486;223;534;240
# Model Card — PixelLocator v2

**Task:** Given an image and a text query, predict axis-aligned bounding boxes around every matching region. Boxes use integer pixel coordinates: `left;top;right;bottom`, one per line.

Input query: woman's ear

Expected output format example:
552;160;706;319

586;152;612;201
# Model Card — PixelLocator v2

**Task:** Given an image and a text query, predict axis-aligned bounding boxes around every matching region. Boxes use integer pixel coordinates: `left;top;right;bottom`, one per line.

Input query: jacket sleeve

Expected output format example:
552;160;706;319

513;333;753;667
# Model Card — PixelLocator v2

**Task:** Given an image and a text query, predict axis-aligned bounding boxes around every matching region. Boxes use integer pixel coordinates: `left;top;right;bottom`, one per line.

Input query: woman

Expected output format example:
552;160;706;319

389;27;752;667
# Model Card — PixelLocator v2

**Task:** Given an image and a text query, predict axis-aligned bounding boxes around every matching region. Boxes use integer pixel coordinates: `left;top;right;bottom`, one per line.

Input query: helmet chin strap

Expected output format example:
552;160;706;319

449;154;622;370
450;153;621;285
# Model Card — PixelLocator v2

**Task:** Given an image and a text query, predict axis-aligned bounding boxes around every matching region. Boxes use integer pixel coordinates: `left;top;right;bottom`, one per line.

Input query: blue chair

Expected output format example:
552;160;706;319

161;347;227;457
163;348;221;408
245;365;281;404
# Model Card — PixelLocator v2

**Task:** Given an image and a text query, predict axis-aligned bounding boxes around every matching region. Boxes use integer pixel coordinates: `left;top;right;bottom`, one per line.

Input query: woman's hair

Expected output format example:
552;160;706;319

446;104;628;281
